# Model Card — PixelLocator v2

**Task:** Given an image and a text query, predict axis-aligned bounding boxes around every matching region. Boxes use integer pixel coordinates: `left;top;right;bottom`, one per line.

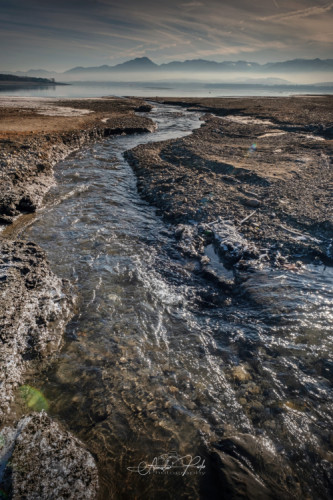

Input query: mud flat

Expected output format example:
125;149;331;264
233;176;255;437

0;97;155;225
126;95;333;267
0;96;155;498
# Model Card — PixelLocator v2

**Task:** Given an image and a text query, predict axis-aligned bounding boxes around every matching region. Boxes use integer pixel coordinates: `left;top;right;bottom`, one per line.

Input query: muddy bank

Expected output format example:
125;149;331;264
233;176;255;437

126;96;333;266
152;95;333;138
0;97;155;225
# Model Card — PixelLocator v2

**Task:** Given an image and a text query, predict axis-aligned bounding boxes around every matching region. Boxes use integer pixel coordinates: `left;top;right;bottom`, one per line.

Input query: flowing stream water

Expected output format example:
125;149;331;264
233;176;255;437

17;104;333;499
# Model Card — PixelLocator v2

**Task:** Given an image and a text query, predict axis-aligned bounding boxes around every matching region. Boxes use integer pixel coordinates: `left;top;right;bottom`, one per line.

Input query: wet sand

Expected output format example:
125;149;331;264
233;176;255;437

0;97;154;137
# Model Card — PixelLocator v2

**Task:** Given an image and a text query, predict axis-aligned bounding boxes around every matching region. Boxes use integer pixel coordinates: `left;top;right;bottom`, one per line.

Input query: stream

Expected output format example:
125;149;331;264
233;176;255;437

18;104;333;499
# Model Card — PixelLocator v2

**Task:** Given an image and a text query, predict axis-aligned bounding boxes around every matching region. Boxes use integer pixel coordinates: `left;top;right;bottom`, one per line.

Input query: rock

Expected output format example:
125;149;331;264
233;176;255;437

0;158;53;224
0;240;75;422
0;214;13;225
201;255;210;265
247;383;260;395
135;104;153;113
250;401;264;411
242;198;261;208
205;221;259;264
231;365;252;382
0;412;98;499
200;433;302;500
174;224;203;258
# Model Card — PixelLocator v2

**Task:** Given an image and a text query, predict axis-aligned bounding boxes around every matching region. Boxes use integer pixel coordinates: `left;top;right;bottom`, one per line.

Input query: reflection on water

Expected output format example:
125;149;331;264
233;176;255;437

21;105;333;499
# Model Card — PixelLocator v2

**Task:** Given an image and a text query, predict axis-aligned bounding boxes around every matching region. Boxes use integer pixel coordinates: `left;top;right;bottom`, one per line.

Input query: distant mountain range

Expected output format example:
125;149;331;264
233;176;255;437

64;57;333;74
4;57;333;80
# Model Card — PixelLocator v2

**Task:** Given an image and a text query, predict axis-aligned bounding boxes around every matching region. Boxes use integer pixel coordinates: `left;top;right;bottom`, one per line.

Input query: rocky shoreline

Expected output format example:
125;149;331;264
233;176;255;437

0;95;332;498
0;97;155;499
0;97;155;225
123;96;333;499
0;240;75;421
126;96;333;269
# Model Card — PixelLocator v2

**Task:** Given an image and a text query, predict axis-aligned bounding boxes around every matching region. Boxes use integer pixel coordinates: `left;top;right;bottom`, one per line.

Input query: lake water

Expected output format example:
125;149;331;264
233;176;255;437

0;81;332;98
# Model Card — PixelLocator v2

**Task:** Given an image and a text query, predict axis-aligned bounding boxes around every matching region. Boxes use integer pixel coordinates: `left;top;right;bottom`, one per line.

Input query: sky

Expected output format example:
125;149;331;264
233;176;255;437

0;0;332;71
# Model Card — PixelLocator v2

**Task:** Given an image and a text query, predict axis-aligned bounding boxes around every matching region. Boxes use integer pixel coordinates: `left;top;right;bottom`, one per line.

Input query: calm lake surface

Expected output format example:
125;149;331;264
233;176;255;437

1;81;332;98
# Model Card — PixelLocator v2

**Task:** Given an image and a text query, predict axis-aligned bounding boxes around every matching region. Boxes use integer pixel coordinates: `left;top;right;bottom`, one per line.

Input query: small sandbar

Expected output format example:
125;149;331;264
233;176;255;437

0;97;92;116
219;115;274;126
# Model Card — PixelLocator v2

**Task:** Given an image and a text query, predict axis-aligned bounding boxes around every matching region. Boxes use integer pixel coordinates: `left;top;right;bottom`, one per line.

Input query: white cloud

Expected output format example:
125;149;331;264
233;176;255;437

258;2;333;22
181;1;204;8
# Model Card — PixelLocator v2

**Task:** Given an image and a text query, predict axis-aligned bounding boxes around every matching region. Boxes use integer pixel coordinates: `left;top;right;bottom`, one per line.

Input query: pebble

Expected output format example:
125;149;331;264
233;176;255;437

232;364;252;382
247;383;260;395
243;198;261;208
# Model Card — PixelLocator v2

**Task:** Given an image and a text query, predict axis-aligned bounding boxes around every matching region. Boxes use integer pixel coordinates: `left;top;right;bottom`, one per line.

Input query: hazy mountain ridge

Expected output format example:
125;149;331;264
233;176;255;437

2;57;332;87
3;56;333;77
63;56;333;74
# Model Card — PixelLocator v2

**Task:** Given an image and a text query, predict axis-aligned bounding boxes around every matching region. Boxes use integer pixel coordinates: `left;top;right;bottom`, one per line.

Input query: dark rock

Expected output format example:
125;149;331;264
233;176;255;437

0;214;13;225
241;197;261;208
17;195;37;213
135;104;153;112
0;412;98;499
200;433;302;500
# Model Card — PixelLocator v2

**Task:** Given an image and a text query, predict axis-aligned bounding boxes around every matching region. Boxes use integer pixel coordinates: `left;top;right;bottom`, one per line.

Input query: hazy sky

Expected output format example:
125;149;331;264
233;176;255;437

1;0;332;70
